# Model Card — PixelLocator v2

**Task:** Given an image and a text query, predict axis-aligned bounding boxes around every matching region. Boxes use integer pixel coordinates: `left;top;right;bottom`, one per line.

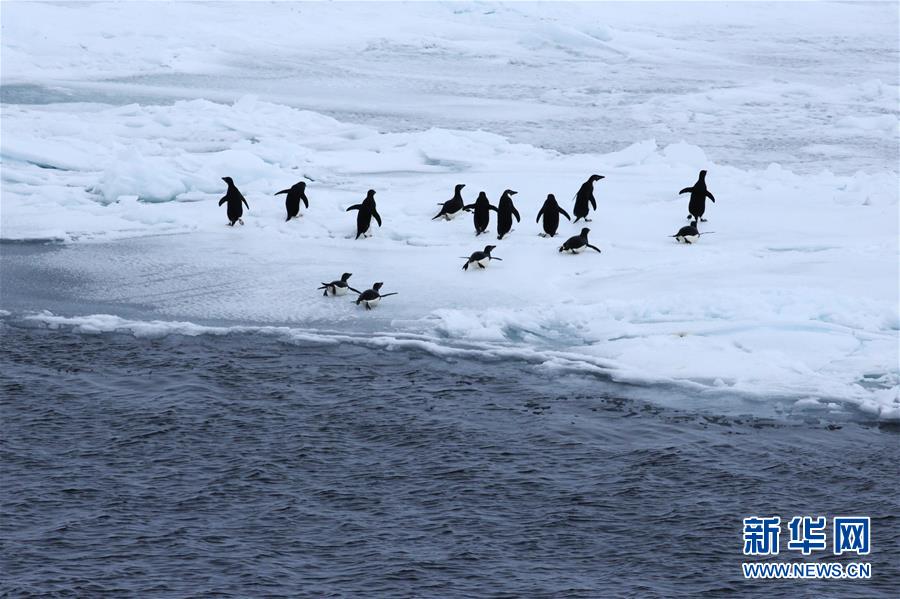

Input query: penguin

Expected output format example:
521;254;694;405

464;191;498;236
218;177;249;226
461;245;503;270
317;272;361;297
572;174;604;223
671;220;714;244
346;190;382;239
355;282;398;310
679;169;716;222
559;227;602;254
495;189;521;240
432;184;468;221
275;181;309;221
535;193;571;237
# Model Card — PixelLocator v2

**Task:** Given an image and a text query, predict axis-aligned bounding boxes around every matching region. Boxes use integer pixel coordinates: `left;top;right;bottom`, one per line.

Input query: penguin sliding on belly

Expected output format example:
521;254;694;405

496;190;521;240
679;169;716;222
346;189;382;239
671;220;714;244
461;245;502;270
218;177;249;226
276;181;309;222
464;191;498;236
318;272;360;296
355;282;398;310
559;227;602;254
536;193;571;237
573;174;604;223
432;184;467;221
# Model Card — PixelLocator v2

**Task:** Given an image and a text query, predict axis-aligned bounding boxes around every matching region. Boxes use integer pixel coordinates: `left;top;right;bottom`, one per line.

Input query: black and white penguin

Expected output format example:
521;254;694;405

275;181;309;221
355;282;398;310
559;227;602;254
432;184;467;221
671;220;714;244
317;272;361;297
346;189;382;239
461;245;503;270
679;170;716;222
218;176;249;226
464;191;498;236
573;174;604;223
495;189;521;240
535;193;571;237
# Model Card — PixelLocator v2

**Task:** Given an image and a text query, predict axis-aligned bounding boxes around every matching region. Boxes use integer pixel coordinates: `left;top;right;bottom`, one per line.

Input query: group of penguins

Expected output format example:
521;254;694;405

217;170;716;309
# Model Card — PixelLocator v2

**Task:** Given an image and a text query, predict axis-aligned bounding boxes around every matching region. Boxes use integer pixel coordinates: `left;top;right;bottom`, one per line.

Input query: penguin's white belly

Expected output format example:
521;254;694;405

444;211;459;221
677;235;699;243
569;246;585;254
364;297;381;307
332;286;348;296
476;258;490;268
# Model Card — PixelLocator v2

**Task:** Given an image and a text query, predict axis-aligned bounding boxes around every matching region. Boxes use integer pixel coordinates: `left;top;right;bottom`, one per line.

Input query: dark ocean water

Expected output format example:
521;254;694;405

1;320;898;598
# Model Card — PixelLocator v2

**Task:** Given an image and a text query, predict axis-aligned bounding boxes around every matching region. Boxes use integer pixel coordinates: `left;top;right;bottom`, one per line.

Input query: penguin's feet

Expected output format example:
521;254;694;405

700;218;708;222
585;218;592;222
538;233;548;238
687;215;693;220
239;219;245;225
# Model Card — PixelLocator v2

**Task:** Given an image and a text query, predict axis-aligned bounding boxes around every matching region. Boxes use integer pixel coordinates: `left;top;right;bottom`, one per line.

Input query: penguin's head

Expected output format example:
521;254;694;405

590;174;604;182
690;220;698;228
484;245;497;253
341;272;352;281
581;227;591;237
455;183;466;191
366;189;376;198
477;191;488;200
222;176;234;185
504;189;518;196
373;282;384;290
296;181;307;189
546;193;556;202
699;170;707;178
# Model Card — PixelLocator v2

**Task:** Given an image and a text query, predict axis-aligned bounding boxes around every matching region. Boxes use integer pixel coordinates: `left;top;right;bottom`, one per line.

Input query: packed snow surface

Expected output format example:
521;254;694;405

1;2;898;419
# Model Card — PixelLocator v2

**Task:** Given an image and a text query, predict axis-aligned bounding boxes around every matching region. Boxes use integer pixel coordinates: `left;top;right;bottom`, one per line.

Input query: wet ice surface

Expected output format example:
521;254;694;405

2;322;899;597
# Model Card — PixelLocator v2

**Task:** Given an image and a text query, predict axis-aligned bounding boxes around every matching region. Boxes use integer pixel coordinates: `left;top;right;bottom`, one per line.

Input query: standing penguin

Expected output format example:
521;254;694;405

535;194;571;237
318;272;361;296
218;176;249;226
432;184;467;221
572;174;604;223
461;245;503;270
464;191;498;236
559;227;602;254
276;181;309;222
679;170;716;222
671;220;714;244
495;189;521;240
346;189;382;239
355;282;398;310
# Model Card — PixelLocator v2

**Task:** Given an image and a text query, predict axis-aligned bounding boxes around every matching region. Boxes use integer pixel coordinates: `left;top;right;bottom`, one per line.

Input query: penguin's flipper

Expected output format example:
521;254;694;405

489;204;499;212
347;286;362;294
706;191;716;202
346;204;363;212
242;198;250;209
218;196;227;206
587;243;602;253
491;257;503;261
275;189;290;195
372;210;382;227
589;197;597;211
559;208;571;220
536;207;545;223
462;262;469;271
463;203;476;210
301;194;309;208
380;292;399;298
432;210;446;220
512;207;521;222
679;187;693;195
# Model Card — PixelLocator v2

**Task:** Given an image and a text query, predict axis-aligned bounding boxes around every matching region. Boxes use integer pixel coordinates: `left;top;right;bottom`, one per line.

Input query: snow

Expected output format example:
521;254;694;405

1;1;898;420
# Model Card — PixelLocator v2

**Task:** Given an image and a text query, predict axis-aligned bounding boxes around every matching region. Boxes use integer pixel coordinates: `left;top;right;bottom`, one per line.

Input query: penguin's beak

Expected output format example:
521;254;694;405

510;190;518;195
